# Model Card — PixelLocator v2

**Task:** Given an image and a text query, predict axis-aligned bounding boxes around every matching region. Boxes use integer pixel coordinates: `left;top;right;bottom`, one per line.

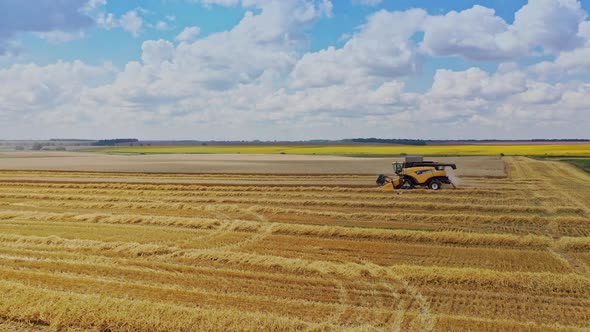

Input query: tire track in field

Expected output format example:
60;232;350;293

381;276;435;332
177;205;275;252
320;264;433;330
325;280;350;326
381;281;406;332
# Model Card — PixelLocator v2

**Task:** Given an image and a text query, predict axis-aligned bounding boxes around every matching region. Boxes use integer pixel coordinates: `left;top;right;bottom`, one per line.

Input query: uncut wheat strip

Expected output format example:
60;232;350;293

0;180;524;196
0;265;352;322
0;209;239;227
0;186;539;207
0;233;347;282
0;245;339;294
0;245;419;311
7;193;570;215
0;263;432;330
0;188;522;206
5;219;566;274
0;255;434;326
167;196;577;214
0;191;548;213
0;201;557;232
242;235;573;273
0;216;269;253
222;206;555;235
0;234;181;258
242;238;572;274
244;205;552;225
0;183;534;210
0;253;346;305
0;209;553;250
26;213;564;250
0;210;229;231
387;265;590;294
170;249;590;324
0;264;430;330
0;197;549;227
1;200;205;214
377;220;578;240
0;224;565;275
0;221;265;255
0;183;536;200
3;233;588;322
0;279;314;332
0;218;244;248
0;193;552;213
71;213;264;234
171;249;590;294
556;237;590;252
553;227;590;238
269;223;551;249
522;216;590;228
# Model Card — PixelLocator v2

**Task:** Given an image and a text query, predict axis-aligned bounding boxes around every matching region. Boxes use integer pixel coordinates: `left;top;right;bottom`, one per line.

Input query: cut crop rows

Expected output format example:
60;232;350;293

0;157;588;331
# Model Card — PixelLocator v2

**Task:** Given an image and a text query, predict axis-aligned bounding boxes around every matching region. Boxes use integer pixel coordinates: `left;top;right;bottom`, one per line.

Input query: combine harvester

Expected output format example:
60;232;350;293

376;156;457;190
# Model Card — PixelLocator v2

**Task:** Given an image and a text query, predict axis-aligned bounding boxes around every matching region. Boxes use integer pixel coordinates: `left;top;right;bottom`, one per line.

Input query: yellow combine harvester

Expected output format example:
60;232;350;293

376;156;457;190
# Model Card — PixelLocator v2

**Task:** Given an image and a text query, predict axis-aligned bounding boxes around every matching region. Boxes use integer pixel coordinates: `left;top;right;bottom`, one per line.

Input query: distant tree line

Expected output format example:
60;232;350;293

531;139;589;142
93;139;139;146
431;139;589;142
344;138;427;146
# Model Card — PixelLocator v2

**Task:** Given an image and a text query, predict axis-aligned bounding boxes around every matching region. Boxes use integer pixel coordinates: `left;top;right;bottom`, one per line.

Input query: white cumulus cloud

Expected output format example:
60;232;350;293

421;0;587;61
290;9;427;89
119;10;144;37
176;26;201;42
0;0;94;53
1;0;589;140
352;0;382;6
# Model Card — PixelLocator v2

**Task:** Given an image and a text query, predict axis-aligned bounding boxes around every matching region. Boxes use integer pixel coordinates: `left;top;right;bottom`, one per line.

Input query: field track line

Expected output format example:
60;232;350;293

399;279;435;331
381;282;406;332
325;280;350;326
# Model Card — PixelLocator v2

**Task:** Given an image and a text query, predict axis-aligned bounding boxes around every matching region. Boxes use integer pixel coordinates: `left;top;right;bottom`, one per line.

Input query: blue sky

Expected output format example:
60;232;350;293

0;0;589;140
13;0;537;66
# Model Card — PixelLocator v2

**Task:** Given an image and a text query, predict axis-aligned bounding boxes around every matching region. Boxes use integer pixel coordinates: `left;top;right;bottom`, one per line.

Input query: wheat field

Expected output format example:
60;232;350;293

0;156;589;331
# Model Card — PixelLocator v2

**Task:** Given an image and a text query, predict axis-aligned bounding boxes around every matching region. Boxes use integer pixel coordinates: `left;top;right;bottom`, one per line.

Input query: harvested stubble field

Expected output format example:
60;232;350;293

0;156;589;331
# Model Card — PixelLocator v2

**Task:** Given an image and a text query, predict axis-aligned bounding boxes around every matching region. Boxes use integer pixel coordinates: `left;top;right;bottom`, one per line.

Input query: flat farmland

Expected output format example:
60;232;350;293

0;152;505;177
89;143;590;156
0;155;589;331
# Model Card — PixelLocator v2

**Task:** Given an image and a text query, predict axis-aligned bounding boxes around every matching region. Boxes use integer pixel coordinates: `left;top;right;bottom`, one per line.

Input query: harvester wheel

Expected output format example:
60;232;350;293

400;178;414;189
428;179;442;190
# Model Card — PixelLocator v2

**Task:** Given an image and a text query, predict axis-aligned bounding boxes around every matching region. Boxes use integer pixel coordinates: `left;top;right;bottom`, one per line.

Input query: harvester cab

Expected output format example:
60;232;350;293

377;156;457;191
